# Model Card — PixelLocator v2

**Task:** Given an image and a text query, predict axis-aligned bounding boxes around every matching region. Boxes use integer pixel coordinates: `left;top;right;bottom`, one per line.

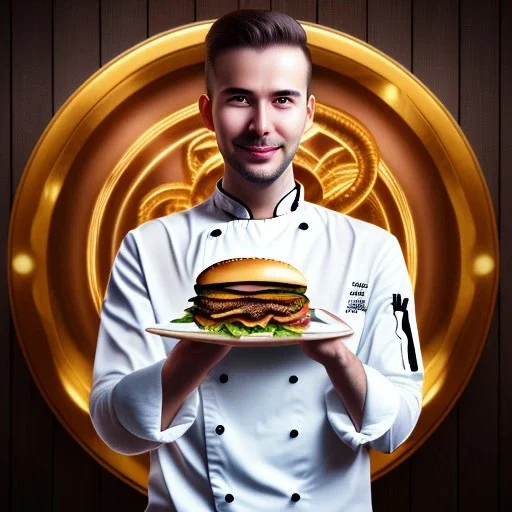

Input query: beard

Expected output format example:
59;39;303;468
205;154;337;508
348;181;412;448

224;137;301;185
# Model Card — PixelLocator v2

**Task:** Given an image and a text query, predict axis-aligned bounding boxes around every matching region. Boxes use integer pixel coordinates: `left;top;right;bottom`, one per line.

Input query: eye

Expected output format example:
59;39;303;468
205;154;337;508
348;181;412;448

275;97;292;105
229;95;249;104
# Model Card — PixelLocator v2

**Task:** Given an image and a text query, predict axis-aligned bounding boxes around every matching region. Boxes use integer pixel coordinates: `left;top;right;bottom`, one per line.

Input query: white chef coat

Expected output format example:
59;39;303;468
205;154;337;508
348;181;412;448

90;180;424;512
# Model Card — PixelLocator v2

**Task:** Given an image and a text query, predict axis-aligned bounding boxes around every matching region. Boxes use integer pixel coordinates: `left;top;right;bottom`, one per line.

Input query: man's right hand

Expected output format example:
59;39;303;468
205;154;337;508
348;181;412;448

160;340;231;431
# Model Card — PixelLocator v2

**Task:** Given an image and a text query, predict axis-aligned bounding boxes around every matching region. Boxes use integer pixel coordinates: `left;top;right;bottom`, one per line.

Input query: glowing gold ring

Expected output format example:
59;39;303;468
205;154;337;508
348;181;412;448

8;21;498;493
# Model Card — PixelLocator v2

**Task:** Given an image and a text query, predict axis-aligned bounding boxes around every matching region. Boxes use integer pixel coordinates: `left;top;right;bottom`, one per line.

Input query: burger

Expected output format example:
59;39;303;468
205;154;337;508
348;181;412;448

171;258;311;336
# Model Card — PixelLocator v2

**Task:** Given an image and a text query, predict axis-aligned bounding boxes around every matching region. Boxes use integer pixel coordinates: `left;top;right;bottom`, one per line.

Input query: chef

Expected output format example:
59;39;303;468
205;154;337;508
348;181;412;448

90;9;424;512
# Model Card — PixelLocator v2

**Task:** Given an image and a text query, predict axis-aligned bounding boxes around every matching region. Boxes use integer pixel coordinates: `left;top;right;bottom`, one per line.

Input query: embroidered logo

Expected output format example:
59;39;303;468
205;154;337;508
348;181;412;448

345;281;368;313
392;293;419;372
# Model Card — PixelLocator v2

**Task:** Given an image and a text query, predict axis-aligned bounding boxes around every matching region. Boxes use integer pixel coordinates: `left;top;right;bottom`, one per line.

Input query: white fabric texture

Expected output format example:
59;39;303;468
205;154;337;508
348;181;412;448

90;181;424;511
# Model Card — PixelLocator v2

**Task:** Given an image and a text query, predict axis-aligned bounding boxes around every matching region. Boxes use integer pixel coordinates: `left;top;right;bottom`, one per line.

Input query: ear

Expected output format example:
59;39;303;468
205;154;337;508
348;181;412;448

198;94;215;131
304;94;316;132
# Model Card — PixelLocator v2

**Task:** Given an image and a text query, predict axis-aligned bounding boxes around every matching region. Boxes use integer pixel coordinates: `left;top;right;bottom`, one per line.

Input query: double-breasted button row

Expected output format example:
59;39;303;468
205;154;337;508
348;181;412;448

219;374;298;384
224;493;300;504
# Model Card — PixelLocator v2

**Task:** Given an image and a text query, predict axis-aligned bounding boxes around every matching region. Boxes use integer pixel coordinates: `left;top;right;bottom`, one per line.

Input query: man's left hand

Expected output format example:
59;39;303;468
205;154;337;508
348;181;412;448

298;336;350;369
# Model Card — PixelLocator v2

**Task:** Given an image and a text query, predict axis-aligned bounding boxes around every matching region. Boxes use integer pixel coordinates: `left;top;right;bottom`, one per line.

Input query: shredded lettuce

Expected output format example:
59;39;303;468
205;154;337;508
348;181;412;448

169;312;303;337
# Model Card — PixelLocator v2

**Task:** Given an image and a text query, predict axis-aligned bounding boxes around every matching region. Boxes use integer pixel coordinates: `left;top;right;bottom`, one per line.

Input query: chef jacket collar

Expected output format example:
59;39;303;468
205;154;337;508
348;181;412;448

213;179;305;220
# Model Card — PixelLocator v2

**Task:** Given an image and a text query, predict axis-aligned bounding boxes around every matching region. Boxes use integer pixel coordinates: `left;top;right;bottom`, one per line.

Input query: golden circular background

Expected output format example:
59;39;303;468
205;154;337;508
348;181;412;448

8;21;498;493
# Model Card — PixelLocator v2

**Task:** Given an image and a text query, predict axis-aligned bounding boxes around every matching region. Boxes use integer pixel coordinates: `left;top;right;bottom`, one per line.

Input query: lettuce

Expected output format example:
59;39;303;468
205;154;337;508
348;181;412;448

169;312;303;337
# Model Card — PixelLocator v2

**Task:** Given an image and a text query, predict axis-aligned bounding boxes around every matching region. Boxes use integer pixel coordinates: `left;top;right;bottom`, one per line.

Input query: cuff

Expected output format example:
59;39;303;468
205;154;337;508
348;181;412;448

113;359;199;444
325;364;400;451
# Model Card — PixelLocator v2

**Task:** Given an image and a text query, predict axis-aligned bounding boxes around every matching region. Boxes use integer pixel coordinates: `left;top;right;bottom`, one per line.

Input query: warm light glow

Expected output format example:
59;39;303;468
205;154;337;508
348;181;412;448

12;253;35;275
44;180;62;204
62;376;90;414
473;254;495;276
382;83;400;103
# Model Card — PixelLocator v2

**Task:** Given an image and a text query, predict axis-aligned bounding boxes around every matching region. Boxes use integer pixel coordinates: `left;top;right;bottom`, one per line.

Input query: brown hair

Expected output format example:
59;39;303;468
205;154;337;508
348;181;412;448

205;9;312;99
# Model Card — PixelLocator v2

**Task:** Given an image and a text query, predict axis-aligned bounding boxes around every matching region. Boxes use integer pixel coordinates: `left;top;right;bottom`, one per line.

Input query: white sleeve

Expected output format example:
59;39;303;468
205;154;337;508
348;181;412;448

89;230;199;455
326;235;424;452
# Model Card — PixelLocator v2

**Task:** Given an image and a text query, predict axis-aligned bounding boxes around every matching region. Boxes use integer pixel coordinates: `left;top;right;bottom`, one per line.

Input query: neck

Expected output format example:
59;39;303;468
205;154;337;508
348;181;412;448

222;169;296;219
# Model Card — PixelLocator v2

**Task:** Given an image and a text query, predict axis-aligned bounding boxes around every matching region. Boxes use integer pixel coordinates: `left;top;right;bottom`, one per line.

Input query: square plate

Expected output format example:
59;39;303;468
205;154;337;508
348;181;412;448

146;308;353;347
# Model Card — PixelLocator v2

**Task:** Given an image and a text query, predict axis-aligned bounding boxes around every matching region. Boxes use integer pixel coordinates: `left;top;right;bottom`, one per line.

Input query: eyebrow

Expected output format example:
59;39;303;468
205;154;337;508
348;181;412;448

220;87;302;98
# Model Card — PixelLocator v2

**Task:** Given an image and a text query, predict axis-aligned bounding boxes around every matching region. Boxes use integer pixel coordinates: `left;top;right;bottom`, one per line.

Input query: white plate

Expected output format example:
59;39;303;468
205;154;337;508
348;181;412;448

145;308;353;347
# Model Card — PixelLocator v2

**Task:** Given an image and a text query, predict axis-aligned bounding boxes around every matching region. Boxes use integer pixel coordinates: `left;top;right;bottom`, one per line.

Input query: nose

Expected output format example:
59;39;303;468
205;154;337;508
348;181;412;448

249;103;270;136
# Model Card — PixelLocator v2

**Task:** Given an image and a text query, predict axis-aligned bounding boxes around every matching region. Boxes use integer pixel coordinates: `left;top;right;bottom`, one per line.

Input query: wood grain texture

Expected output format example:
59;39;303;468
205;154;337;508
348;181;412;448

53;423;101;512
372;462;410;512
0;0;10;510
239;0;271;10
148;0;195;37
195;0;238;21
10;0;54;510
54;0;100;111
410;410;458;511
272;0;317;22
412;0;458;119
317;0;367;41
101;0;148;65
500;3;512;511
458;0;500;510
100;469;147;511
368;0;411;69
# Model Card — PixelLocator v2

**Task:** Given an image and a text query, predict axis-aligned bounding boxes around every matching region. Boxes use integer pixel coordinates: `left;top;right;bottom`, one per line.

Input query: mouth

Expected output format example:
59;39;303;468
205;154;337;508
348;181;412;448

235;144;281;160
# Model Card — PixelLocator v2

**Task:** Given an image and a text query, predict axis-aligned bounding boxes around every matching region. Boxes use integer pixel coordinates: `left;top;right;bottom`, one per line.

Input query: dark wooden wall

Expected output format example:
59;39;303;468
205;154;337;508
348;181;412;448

1;0;508;510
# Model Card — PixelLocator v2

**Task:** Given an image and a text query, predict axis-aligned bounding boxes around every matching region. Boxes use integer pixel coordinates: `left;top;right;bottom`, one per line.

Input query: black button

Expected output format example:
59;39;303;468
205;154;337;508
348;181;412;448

291;493;301;502
298;222;309;230
289;375;298;383
219;373;229;383
210;229;222;237
215;425;225;435
225;493;234;503
290;429;299;438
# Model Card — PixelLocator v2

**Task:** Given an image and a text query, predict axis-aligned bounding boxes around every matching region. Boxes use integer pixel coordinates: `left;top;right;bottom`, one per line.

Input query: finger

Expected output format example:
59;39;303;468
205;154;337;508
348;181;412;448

402;298;409;310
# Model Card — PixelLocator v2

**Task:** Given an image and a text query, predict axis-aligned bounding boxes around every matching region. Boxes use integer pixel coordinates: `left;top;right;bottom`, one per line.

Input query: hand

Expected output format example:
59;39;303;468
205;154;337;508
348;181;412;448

160;340;231;431
170;339;232;373
298;337;349;369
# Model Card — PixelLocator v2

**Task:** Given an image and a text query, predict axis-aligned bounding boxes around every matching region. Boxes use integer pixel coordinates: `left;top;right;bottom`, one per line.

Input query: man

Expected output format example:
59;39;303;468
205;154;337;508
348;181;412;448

90;10;423;511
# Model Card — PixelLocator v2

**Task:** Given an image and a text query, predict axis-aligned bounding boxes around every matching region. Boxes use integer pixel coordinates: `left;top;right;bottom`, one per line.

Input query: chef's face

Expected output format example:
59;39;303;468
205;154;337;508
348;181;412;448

199;45;315;185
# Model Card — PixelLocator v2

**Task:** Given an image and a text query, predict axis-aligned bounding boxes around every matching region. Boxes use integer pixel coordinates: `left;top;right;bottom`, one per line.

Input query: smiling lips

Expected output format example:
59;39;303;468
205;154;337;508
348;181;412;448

236;144;281;160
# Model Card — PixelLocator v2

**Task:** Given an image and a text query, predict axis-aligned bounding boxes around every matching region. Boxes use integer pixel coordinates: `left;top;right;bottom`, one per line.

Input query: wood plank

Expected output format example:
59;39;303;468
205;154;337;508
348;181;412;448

148;0;195;37
410;410;458;511
500;1;512;510
239;0;271;10
272;0;317;23
317;0;366;41
371;462;410;512
368;0;411;69
100;469;147;511
54;423;101;512
195;0;238;21
458;0;500;510
412;0;458;118
0;0;10;509
52;1;102;509
101;0;148;65
54;0;100;111
409;2;459;510
10;0;54;510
